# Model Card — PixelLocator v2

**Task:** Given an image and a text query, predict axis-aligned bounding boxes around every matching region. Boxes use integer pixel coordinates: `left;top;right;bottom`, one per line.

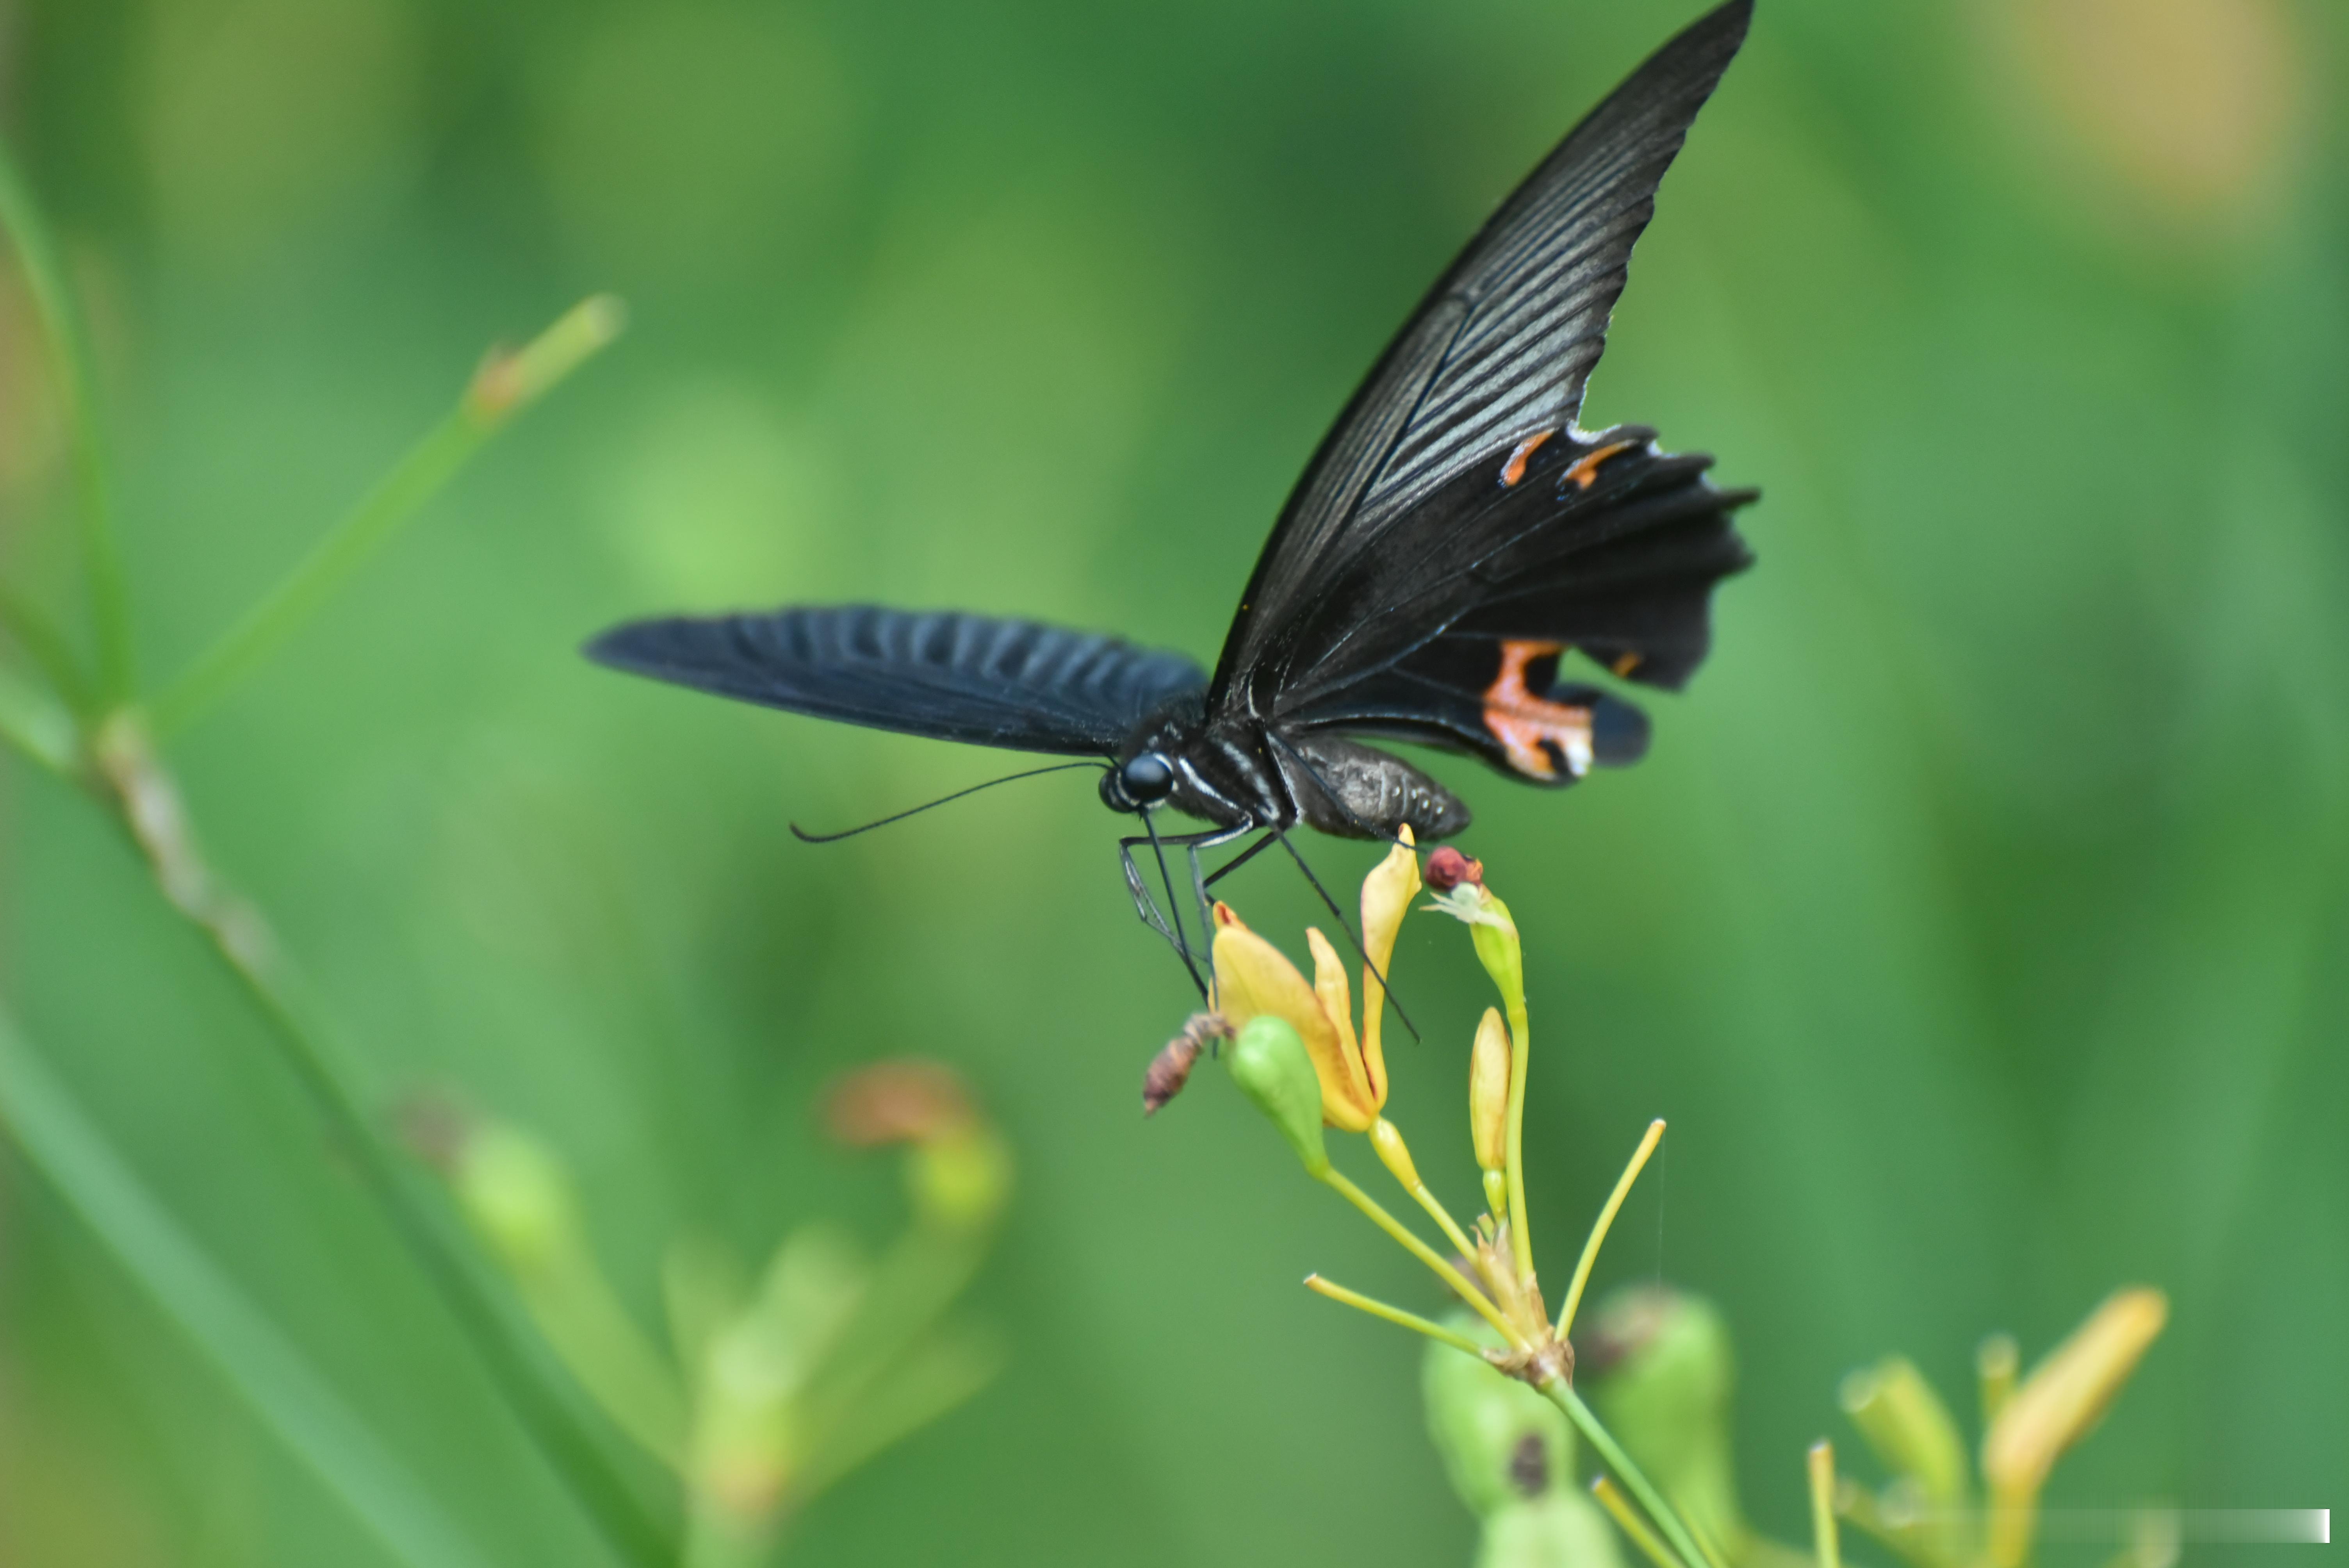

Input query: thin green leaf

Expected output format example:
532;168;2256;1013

0;658;79;778
150;295;624;737
0;138;133;702
0;1006;491;1568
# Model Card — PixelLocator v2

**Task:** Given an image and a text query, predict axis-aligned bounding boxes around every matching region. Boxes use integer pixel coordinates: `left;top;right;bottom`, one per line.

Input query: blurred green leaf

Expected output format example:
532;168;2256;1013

0;1005;491;1568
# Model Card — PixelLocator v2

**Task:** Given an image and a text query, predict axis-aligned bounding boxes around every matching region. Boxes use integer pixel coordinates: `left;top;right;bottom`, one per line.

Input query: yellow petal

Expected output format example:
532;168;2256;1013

1357;827;1423;1093
1209;909;1371;1132
1305;927;1377;1124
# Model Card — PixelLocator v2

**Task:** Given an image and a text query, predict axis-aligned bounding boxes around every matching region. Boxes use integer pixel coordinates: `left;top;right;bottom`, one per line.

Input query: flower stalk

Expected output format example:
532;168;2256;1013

1153;839;1713;1568
1808;1443;1843;1568
425;1061;1011;1567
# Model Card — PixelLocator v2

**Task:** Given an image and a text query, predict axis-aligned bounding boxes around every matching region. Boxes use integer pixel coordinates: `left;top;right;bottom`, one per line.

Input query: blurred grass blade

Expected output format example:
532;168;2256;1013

0;1006;490;1568
0;577;92;713
150;294;625;737
0;657;80;778
0;139;134;704
792;1323;1005;1503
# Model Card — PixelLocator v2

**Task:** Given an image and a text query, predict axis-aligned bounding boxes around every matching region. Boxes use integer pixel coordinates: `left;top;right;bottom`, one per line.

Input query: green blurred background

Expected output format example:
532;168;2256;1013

3;0;2344;1562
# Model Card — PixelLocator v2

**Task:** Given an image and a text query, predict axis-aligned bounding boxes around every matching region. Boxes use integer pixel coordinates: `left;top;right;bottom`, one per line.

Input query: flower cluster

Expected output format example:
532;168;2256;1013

1144;834;1704;1568
415;1059;1011;1566
1145;841;2173;1568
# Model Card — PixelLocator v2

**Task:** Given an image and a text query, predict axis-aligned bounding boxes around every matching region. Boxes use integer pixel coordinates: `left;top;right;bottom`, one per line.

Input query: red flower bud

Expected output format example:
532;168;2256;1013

1426;846;1483;891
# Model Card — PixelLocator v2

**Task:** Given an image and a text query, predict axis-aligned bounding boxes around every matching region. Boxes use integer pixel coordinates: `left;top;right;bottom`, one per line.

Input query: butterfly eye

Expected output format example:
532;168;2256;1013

1120;752;1176;804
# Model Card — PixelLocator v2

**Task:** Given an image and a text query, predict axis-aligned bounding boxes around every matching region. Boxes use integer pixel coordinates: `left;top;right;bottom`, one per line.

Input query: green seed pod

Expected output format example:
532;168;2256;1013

1477;1494;1626;1568
1226;1014;1329;1175
1582;1286;1748;1558
1422;1310;1575;1519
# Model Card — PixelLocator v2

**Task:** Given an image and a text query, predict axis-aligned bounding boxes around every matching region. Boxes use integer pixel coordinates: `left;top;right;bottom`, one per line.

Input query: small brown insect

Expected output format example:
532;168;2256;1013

1143;1012;1232;1115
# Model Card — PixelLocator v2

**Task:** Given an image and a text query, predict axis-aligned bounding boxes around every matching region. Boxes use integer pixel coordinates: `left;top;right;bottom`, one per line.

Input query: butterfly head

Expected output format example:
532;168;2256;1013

1101;750;1177;813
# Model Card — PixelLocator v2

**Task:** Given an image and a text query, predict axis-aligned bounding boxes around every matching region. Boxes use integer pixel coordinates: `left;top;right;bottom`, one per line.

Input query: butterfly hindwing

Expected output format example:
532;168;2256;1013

1299;633;1654;786
1212;0;1754;725
1284;425;1754;698
586;606;1206;756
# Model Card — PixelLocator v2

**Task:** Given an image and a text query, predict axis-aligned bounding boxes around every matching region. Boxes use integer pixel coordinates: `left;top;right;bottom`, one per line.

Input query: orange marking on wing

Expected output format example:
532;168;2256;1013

1482;640;1592;781
1499;430;1556;487
1562;439;1637;490
1611;651;1643;677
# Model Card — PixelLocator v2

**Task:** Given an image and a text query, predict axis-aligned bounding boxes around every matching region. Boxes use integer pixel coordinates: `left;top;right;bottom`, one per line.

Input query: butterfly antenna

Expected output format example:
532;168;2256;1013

790;761;1105;843
1270;825;1420;1044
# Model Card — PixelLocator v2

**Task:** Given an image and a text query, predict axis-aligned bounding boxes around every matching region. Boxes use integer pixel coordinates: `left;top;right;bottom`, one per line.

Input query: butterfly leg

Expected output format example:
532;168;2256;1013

1202;830;1277;890
1119;826;1209;999
1165;825;1255;948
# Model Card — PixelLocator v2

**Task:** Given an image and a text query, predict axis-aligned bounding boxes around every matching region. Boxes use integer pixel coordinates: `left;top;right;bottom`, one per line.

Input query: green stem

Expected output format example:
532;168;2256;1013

88;728;672;1566
1808;1443;1843;1568
210;918;675;1565
150;294;622;736
1408;1180;1479;1261
0;1007;494;1568
0;137;134;703
1593;1475;1686;1568
0;659;80;779
1542;1376;1710;1568
1305;1274;1488;1355
1316;1165;1522;1348
793;1326;1003;1503
682;1502;773;1568
1556;1118;1665;1337
150;408;481;735
1503;993;1533;1283
0;577;92;712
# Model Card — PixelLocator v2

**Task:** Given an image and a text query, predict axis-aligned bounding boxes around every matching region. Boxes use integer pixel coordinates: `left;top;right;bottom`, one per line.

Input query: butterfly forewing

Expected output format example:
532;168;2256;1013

586;606;1206;756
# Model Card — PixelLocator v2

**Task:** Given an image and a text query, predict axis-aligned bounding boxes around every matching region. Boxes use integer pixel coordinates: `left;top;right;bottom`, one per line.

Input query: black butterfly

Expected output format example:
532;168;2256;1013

589;1;1757;985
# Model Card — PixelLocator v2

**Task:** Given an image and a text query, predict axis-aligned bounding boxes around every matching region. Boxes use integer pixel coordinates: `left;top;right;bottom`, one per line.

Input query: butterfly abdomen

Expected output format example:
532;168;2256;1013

1279;733;1471;842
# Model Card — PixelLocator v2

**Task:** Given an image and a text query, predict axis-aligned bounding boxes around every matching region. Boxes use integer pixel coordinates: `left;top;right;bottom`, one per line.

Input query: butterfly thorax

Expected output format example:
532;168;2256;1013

1104;698;1469;843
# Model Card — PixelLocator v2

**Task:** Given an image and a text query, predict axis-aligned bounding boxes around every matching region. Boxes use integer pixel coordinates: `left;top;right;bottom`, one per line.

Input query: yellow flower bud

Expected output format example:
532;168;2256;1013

1984;1287;2166;1493
1470;1006;1511;1174
455;1123;579;1278
1469;890;1523;1018
1982;1288;2169;1568
1369;1118;1421;1191
909;1127;1013;1233
465;294;626;426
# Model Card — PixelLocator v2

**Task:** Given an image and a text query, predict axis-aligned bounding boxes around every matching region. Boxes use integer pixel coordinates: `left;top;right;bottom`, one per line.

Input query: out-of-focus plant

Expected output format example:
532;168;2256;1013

1423;1306;1628;1568
0;137;675;1567
415;1058;1013;1567
1583;1282;2170;1568
1146;843;2171;1568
